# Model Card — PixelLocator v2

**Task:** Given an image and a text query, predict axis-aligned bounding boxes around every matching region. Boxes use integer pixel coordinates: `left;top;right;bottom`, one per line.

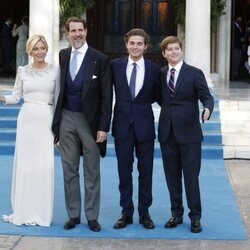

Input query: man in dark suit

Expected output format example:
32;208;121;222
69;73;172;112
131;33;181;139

1;17;14;76
232;16;243;80
52;17;112;232
158;36;214;233
111;29;160;229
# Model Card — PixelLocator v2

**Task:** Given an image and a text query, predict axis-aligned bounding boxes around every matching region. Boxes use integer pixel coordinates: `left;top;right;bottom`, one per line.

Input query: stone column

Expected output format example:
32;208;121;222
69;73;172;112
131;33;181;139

217;0;232;85
185;0;212;88
29;0;59;64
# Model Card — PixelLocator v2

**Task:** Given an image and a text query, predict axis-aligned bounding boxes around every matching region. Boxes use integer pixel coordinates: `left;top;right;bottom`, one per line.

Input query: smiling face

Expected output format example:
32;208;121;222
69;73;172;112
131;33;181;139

162;42;182;67
126;35;147;61
67;21;87;49
30;40;47;63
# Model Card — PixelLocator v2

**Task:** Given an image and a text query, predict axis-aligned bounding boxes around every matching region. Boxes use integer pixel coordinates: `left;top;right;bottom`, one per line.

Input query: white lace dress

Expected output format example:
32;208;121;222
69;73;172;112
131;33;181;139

2;64;60;226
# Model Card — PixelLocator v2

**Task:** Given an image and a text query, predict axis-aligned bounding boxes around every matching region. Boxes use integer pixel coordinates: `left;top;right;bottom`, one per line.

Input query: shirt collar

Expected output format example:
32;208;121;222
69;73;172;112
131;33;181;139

128;56;144;68
71;42;88;55
168;60;183;72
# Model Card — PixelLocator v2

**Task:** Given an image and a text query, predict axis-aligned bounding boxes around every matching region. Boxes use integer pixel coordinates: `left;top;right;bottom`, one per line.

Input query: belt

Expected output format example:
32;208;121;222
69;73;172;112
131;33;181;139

24;100;53;106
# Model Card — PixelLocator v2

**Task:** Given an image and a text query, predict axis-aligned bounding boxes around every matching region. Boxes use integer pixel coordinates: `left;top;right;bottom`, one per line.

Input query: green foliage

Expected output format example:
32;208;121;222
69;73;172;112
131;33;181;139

173;0;186;30
173;0;226;32
60;0;96;25
211;0;226;32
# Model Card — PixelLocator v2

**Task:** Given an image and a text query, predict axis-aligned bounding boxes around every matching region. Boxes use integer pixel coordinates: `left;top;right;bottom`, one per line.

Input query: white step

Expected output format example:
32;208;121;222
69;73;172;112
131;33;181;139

219;99;250;159
223;145;250;159
219;100;250;111
221;122;250;133
222;133;250;146
220;110;250;121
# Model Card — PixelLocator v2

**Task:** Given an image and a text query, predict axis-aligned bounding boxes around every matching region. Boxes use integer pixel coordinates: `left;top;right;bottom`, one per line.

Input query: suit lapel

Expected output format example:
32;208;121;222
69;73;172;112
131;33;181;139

81;47;97;101
60;48;71;94
174;62;187;94
161;65;172;98
119;57;131;98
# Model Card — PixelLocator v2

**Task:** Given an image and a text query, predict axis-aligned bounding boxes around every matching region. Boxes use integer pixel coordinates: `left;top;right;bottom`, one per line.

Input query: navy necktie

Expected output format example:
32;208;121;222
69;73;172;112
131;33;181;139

168;68;175;98
70;50;79;81
129;63;137;99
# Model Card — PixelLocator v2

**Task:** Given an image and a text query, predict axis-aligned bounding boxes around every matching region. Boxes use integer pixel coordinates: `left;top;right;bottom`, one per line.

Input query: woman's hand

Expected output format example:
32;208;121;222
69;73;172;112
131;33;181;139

0;95;6;104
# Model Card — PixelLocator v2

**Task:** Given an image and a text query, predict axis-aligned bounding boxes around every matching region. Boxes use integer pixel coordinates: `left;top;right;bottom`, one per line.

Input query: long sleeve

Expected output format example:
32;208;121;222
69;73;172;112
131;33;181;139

5;67;23;104
12;26;20;37
53;66;60;107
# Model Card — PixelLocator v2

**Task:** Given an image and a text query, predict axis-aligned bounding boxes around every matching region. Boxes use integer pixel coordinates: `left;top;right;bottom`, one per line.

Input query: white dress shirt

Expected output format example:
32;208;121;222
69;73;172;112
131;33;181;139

70;42;88;74
126;56;145;97
167;60;183;87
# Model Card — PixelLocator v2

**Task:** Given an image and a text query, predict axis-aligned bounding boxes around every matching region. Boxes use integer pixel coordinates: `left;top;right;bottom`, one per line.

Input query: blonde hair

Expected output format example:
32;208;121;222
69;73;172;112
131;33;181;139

26;34;48;55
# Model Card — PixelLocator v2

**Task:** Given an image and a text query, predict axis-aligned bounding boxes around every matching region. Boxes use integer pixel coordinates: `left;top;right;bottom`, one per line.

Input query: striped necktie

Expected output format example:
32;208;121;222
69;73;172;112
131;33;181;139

168;68;175;98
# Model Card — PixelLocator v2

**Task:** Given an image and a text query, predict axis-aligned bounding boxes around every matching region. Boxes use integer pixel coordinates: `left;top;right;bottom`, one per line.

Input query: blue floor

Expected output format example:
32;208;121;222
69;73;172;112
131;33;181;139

0;155;247;239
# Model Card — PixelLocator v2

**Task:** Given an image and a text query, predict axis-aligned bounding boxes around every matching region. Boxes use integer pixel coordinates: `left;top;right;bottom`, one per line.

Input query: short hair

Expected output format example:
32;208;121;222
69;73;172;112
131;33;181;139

65;16;87;32
124;28;149;45
161;36;182;52
26;34;48;55
22;16;29;25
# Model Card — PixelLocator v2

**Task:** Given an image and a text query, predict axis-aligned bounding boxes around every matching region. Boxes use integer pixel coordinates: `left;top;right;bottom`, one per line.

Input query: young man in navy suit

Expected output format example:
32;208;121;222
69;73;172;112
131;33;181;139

158;36;214;233
111;29;160;229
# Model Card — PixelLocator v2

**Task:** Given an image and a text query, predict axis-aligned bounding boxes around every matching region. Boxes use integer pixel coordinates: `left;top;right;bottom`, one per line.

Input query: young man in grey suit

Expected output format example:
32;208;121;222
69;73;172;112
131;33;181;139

158;36;214;233
52;17;112;232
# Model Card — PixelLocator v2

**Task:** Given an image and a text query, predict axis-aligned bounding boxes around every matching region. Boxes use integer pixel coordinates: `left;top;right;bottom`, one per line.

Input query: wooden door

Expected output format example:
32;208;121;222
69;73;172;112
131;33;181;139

87;0;176;65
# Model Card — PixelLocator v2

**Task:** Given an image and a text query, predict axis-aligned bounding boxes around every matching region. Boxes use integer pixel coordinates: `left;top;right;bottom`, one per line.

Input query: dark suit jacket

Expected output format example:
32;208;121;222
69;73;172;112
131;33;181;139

158;62;214;144
111;57;161;141
234;22;243;49
52;46;113;157
1;22;13;49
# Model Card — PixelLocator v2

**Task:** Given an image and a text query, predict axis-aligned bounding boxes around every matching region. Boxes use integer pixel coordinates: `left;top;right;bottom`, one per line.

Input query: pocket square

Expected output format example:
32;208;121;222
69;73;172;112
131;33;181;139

92;75;97;79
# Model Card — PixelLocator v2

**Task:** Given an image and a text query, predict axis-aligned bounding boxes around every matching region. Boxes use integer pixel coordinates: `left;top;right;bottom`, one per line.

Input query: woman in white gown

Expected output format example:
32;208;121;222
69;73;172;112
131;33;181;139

12;16;29;71
0;34;60;227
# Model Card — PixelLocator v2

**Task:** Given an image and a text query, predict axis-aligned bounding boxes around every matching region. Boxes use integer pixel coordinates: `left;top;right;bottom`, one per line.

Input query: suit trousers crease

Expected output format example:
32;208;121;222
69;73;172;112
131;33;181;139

59;109;100;221
114;124;154;217
160;130;202;220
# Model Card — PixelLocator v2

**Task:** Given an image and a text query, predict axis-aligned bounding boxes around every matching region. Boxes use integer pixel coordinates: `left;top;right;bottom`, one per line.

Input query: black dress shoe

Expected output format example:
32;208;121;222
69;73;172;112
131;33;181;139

64;218;80;230
113;215;133;229
164;216;183;228
190;220;202;233
88;220;101;232
139;215;155;229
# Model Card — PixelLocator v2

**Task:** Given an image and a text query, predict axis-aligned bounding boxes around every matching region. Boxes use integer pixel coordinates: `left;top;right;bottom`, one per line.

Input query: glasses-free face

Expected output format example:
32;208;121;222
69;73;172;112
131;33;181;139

67;22;87;49
162;42;182;67
31;41;47;63
126;35;147;62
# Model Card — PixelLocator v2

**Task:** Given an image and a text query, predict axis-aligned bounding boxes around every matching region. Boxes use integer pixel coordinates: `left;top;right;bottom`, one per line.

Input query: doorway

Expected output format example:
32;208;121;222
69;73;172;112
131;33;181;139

87;0;176;66
231;0;250;82
0;0;29;77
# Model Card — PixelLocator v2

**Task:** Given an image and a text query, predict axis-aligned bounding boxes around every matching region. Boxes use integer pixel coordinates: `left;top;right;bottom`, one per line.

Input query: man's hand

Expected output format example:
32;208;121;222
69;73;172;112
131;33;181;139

202;108;210;122
54;136;60;148
96;131;107;143
54;136;59;144
55;141;60;149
